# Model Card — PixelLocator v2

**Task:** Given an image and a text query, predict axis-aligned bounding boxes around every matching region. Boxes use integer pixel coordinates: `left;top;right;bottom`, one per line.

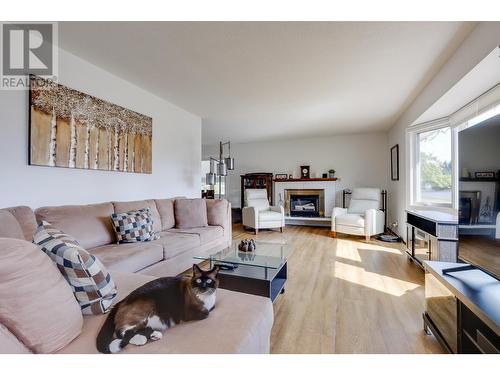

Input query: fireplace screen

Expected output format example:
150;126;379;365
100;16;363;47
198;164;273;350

290;195;320;217
284;189;325;217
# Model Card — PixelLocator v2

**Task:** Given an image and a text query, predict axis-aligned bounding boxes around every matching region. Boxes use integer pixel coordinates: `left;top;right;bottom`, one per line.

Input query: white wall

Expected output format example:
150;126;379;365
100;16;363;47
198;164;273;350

203;133;388;208
0;48;201;208
387;22;500;240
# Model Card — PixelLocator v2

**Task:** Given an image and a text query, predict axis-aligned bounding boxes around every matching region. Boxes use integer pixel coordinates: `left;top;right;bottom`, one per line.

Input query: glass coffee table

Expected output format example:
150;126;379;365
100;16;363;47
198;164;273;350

194;240;293;302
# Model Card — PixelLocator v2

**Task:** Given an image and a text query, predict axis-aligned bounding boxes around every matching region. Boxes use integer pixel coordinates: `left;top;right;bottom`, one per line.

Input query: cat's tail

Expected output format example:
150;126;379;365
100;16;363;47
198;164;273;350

96;304;119;354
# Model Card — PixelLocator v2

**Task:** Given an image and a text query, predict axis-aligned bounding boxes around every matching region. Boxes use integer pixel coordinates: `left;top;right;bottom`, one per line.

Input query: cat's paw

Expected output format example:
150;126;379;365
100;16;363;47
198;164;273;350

129;334;148;346
150;331;163;341
109;339;122;353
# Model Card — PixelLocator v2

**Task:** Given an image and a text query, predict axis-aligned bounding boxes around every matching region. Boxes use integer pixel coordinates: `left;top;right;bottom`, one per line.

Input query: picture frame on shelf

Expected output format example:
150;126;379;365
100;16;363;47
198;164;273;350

275;173;288;180
475;171;495;179
390;144;399;181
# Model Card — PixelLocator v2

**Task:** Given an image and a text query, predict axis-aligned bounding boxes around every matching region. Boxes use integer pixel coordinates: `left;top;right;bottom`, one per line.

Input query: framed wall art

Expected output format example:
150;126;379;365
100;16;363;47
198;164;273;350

29;75;153;173
391;144;399;181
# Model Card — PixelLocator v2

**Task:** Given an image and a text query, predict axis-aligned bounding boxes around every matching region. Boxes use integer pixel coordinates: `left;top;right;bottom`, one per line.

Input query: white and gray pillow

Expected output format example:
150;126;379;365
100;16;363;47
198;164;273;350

33;221;117;315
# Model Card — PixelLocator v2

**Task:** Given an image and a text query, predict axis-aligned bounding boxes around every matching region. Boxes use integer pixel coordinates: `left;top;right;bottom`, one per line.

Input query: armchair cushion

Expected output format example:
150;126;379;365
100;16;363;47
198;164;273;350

347;188;381;214
351;188;381;201
336;213;365;228
259;210;284;222
244;189;270;212
348;199;379;214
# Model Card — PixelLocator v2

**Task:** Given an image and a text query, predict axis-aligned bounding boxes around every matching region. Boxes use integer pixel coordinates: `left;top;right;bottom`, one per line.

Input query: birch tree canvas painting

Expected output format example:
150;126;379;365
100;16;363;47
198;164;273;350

29;76;152;173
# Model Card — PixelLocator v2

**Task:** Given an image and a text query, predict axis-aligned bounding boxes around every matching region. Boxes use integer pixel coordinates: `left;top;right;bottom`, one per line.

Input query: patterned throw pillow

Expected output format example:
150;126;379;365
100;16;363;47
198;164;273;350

110;207;156;243
33;221;117;315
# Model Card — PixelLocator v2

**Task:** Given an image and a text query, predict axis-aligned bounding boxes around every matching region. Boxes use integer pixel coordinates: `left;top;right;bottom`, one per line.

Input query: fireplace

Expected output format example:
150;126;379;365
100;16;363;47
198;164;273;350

459;191;481;225
284;189;325;217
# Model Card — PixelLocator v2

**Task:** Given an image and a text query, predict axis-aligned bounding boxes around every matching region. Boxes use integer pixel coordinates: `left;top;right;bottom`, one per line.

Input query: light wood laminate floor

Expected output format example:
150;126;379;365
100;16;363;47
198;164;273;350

233;224;444;354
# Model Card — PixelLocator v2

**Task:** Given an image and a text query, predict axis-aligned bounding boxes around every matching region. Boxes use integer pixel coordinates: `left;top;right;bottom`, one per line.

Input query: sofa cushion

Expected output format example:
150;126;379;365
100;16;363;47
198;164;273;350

34;221;117;315
258;210;284;222
175;198;208;229
0;210;25;240
154;198;175;230
35;202;115;249
88;242;164;273
168;226;224;245
1;206;37;241
0;323;31;354
154;231;200;259
113;199;162;233
336;213;365;228
206;199;228;227
57;271;273;354
0;238;83;353
111;208;156;243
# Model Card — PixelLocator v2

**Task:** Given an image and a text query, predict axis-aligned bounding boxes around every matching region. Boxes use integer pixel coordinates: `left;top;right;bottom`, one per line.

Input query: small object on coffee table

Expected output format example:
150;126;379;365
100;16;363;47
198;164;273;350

238;239;257;252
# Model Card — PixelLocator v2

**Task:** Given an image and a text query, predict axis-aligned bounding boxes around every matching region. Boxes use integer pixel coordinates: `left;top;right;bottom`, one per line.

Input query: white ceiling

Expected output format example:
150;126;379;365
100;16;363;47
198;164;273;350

59;22;476;145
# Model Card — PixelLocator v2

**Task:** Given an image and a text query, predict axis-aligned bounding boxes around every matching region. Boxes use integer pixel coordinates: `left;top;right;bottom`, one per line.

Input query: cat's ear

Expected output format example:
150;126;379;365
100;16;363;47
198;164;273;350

208;265;220;278
193;264;203;278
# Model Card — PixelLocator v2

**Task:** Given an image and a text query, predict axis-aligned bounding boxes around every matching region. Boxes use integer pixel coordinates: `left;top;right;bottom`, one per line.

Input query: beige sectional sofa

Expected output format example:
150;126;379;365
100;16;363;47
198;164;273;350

0;198;274;354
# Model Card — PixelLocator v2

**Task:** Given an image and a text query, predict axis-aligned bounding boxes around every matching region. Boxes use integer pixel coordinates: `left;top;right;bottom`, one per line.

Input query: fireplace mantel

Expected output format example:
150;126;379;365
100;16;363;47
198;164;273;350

274;178;337;182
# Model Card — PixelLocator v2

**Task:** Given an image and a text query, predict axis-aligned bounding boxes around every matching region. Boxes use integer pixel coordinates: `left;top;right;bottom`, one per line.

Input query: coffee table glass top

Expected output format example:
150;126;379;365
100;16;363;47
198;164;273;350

194;240;293;270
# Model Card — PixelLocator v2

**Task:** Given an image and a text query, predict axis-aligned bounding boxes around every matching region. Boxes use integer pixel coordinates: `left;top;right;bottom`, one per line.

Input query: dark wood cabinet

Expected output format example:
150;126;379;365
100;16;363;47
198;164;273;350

240;173;274;207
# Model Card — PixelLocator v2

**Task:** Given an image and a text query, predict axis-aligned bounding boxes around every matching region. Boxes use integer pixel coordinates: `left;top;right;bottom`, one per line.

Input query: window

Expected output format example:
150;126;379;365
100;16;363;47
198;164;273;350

410;124;453;207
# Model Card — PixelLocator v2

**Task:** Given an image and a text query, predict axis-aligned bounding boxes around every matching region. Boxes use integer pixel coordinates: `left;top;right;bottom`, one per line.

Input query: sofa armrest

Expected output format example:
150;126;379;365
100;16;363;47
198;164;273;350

365;209;385;236
331;207;348;231
242;206;259;229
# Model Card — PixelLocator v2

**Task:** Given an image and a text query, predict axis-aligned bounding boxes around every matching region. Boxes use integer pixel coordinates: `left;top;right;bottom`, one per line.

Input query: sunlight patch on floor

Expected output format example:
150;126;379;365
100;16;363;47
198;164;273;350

335;239;362;262
357;243;403;255
334;261;420;297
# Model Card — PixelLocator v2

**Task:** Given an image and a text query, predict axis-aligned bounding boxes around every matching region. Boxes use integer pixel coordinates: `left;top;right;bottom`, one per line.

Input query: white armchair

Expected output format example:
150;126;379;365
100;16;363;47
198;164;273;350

331;187;385;241
242;189;285;234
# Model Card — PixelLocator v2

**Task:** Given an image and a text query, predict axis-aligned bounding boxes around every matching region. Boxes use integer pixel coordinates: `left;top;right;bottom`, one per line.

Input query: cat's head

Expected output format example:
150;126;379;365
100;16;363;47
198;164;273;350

191;264;220;294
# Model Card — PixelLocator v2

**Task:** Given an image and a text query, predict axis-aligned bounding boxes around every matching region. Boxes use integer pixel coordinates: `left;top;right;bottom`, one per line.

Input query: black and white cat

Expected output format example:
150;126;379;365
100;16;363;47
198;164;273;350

96;264;219;353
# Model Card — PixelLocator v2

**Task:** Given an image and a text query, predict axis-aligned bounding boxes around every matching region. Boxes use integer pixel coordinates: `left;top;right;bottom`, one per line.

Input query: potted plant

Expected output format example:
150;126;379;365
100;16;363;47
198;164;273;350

328;169;336;178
